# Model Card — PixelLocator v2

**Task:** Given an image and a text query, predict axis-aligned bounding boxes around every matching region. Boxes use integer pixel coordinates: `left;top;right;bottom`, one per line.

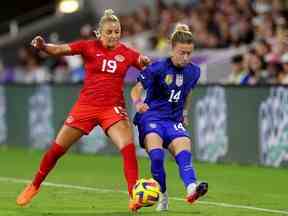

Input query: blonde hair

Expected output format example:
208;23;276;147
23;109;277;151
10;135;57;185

95;9;120;38
171;23;194;47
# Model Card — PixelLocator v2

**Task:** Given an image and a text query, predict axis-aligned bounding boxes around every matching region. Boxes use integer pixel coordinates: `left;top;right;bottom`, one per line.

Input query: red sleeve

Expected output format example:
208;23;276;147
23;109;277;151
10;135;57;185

68;40;87;55
127;47;142;69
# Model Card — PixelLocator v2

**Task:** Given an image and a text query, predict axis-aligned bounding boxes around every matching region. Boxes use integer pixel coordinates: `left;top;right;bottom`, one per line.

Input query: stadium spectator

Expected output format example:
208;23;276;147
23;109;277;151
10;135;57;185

265;52;283;84
278;53;288;84
225;54;247;84
254;39;271;58
14;46;50;84
241;51;268;85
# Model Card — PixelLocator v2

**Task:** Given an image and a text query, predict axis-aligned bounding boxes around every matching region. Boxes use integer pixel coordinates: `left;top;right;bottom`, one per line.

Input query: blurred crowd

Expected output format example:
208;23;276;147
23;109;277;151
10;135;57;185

0;0;288;84
0;46;84;84
121;0;288;51
225;39;288;85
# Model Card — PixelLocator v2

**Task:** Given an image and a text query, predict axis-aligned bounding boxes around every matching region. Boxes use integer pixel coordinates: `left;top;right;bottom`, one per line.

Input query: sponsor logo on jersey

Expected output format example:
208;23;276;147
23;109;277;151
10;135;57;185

149;123;157;129
164;74;173;85
66;115;74;124
176;74;184;87
114;54;125;62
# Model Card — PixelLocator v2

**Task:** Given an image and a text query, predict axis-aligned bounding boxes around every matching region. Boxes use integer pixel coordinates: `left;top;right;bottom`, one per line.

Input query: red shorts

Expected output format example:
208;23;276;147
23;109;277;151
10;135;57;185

64;102;128;135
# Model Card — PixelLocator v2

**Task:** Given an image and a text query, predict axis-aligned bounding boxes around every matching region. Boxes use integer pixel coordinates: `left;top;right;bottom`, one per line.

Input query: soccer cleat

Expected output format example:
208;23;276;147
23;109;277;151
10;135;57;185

156;191;168;211
128;198;142;212
16;184;40;206
186;182;208;204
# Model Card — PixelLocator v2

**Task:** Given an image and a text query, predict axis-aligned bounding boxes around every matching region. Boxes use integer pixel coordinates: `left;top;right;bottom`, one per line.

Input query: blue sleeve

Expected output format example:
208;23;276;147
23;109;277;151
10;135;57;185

190;66;201;89
137;63;159;89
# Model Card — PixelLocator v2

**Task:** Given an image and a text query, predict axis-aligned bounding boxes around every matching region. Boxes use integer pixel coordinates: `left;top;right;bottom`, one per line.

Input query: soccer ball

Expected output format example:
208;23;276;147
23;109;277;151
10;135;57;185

132;178;160;207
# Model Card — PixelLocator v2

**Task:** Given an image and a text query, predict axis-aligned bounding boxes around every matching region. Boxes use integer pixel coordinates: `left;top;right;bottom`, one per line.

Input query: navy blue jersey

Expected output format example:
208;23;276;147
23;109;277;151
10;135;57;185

134;58;200;125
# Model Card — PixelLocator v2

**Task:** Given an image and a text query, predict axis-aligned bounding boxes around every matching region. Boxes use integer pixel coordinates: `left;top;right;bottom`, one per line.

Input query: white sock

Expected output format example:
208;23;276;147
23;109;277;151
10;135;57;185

186;182;197;195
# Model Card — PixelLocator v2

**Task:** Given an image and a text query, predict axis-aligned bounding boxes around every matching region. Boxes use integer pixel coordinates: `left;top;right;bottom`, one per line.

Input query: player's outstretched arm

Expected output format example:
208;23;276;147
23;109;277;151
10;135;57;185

31;36;71;56
131;82;149;113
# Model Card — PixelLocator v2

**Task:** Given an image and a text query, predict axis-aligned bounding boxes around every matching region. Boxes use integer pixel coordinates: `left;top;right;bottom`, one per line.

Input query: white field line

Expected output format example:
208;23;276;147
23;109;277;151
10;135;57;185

1;176;287;215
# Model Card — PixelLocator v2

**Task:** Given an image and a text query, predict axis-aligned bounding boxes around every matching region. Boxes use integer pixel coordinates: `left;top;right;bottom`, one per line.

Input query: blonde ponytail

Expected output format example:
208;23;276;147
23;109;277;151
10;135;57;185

171;23;193;46
175;23;190;32
95;9;120;38
104;9;115;17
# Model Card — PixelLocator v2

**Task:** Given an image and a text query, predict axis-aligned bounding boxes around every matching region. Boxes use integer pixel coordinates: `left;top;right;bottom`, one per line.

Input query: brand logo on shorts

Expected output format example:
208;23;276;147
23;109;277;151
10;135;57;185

66;116;74;124
114;55;125;62
149;123;157;129
164;74;173;85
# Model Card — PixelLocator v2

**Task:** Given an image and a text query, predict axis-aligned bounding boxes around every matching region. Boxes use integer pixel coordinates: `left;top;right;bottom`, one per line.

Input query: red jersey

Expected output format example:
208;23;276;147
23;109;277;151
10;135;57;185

69;40;141;107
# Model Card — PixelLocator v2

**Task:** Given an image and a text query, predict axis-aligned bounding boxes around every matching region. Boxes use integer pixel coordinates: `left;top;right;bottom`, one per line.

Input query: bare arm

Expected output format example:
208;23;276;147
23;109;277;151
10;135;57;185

131;82;144;102
131;82;149;113
31;36;72;56
183;90;193;126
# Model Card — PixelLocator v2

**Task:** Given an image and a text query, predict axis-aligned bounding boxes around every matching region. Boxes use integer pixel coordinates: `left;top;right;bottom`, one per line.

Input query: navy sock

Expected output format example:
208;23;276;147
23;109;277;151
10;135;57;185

148;148;166;193
175;150;197;188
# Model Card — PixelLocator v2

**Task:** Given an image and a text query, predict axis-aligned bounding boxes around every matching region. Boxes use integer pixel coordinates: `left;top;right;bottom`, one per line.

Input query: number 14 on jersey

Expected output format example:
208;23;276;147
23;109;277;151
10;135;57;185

168;90;181;103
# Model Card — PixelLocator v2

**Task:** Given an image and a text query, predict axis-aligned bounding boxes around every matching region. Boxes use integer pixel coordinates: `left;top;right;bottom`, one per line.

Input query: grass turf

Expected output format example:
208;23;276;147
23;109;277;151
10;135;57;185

0;148;287;216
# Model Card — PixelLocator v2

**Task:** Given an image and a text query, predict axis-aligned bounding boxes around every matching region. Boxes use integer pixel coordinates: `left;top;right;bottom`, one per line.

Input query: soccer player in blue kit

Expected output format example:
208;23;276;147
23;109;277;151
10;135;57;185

131;23;208;211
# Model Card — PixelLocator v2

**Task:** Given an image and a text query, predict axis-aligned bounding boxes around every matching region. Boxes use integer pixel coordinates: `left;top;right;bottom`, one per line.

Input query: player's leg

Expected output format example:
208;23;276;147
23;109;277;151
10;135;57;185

16;125;84;206
106;119;140;212
33;125;84;187
106;120;139;196
144;133;168;211
168;137;208;204
98;106;140;211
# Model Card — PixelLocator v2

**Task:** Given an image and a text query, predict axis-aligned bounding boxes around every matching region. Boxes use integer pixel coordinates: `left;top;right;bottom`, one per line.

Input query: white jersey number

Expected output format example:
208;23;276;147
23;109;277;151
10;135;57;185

174;123;186;131
168;90;181;103
102;59;117;73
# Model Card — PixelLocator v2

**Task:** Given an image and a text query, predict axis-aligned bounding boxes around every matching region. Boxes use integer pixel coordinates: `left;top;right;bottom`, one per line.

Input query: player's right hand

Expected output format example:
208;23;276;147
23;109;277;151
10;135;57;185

31;36;46;50
135;102;149;113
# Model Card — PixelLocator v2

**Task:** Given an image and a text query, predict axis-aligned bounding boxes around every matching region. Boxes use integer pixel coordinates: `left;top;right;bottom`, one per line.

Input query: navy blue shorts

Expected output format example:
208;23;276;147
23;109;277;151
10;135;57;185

137;120;190;149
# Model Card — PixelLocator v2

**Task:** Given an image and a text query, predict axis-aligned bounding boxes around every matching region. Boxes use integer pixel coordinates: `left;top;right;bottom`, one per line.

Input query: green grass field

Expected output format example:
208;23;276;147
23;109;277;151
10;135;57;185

0;147;287;216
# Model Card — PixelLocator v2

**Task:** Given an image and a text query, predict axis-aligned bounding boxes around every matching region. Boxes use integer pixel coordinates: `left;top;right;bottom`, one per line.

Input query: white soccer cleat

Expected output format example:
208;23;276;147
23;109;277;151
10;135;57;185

156;191;168;211
186;182;208;204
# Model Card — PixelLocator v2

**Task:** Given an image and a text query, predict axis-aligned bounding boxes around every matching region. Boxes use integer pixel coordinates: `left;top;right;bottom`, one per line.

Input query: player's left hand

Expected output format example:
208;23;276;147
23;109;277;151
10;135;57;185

139;55;151;67
183;110;189;126
183;115;189;126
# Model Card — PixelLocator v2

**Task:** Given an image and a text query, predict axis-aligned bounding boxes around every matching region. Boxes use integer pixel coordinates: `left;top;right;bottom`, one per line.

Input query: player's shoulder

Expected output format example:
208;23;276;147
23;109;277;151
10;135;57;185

86;39;97;43
118;42;137;53
186;62;201;77
117;42;140;60
148;58;168;71
77;39;96;45
187;62;201;72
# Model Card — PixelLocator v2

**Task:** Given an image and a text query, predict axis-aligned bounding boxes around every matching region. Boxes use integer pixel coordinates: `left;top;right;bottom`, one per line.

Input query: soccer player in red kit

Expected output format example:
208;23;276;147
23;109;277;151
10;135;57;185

16;9;150;211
